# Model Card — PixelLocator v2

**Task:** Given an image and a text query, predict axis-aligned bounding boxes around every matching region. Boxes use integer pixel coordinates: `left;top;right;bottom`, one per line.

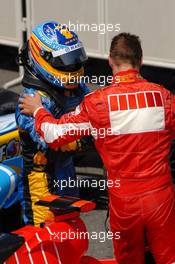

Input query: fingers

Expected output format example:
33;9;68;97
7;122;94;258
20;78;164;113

35;92;41;98
18;93;39;106
18;92;42;116
18;99;29;109
19;94;32;106
20;109;29;115
19;92;40;102
18;103;30;115
18;103;23;109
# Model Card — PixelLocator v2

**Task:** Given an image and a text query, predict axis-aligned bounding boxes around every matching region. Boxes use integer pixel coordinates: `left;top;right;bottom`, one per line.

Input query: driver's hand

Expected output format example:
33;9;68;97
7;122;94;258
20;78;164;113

19;92;42;115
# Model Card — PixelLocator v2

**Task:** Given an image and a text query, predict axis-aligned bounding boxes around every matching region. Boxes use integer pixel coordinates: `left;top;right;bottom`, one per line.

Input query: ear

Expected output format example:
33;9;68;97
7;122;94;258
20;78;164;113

108;56;113;69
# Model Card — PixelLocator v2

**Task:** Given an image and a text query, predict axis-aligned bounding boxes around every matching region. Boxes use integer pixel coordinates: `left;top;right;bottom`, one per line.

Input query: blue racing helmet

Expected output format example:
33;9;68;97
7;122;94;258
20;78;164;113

27;21;87;89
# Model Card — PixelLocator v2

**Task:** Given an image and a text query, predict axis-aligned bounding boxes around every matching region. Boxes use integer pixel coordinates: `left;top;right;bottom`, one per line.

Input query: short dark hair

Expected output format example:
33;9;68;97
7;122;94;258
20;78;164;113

110;33;143;68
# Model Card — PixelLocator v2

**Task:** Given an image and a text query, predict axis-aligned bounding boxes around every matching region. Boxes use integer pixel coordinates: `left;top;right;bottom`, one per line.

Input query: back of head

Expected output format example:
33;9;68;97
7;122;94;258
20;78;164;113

110;33;143;68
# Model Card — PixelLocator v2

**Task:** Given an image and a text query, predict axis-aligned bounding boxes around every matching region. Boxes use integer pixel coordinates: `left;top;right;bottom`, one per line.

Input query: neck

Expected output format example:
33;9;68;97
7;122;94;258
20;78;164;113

112;64;139;75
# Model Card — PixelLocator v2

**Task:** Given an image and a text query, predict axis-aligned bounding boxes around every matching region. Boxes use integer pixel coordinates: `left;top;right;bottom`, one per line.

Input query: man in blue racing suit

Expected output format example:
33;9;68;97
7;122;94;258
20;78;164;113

16;21;90;227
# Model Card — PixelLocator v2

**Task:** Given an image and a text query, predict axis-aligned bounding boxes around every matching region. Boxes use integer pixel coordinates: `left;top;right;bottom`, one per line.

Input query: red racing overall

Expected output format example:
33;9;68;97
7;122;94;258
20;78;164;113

33;69;175;264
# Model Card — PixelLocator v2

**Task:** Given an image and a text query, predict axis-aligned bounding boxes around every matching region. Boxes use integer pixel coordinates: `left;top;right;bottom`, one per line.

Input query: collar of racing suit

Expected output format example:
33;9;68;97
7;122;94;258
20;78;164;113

22;69;90;113
112;69;146;85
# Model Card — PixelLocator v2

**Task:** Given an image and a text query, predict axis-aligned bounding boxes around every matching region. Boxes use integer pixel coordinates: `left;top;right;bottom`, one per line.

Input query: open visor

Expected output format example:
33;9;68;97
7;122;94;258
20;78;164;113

50;46;88;68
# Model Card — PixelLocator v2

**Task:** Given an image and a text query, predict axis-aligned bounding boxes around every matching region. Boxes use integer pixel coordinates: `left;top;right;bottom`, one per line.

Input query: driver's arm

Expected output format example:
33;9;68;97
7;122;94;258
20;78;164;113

34;100;91;150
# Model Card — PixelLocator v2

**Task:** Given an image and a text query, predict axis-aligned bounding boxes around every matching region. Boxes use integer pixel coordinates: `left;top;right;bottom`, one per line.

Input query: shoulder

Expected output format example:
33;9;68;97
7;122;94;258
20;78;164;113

83;89;99;102
148;82;171;96
23;87;49;97
84;84;112;100
83;87;108;111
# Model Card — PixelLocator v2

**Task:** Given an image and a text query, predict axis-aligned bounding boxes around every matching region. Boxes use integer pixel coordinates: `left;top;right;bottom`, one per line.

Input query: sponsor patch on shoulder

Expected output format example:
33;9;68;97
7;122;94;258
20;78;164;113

108;91;165;134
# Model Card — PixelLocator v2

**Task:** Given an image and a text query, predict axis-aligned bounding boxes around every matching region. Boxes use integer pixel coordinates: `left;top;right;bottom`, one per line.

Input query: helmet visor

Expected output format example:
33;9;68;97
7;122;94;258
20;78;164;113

50;47;88;69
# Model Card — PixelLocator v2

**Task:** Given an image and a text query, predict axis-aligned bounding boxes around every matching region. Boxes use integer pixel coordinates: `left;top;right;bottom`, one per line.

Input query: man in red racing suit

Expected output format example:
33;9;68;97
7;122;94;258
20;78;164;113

19;33;175;264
